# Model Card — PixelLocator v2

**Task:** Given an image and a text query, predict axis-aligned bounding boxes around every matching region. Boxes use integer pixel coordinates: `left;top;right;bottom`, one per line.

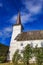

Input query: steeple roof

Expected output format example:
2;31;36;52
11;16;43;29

16;12;21;25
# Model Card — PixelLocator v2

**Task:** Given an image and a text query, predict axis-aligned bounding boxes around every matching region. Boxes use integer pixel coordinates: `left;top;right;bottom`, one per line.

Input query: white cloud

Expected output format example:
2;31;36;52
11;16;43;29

4;27;12;32
19;0;42;23
23;0;42;14
0;27;12;39
0;3;3;7
9;0;43;24
8;0;43;24
21;13;31;23
5;0;43;25
21;12;37;23
9;12;31;24
21;14;30;23
3;27;12;38
10;15;17;24
0;27;12;45
29;5;41;14
0;31;3;37
9;11;37;24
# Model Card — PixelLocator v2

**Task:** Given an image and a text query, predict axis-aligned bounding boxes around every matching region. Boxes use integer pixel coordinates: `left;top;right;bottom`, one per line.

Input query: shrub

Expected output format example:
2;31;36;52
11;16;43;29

0;56;6;63
12;50;21;65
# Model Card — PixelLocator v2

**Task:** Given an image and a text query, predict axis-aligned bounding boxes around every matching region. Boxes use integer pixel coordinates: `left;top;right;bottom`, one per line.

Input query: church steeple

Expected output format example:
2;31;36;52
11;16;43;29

16;12;21;25
16;12;24;31
13;12;24;31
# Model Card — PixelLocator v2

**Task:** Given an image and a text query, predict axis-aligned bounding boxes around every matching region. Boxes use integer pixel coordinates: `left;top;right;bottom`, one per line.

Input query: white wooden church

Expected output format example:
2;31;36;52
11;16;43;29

7;12;43;62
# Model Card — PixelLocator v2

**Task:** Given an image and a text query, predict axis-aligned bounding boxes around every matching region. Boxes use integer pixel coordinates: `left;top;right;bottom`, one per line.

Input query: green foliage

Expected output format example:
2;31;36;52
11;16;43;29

12;50;21;65
0;56;6;63
0;43;9;63
34;46;43;65
23;44;32;65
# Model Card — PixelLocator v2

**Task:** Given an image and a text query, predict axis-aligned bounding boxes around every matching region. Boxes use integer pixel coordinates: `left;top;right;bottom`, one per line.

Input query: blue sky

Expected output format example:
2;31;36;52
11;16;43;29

0;0;43;46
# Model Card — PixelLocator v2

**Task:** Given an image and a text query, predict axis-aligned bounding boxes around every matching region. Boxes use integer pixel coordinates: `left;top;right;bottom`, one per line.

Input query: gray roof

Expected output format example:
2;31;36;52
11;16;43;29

15;30;43;41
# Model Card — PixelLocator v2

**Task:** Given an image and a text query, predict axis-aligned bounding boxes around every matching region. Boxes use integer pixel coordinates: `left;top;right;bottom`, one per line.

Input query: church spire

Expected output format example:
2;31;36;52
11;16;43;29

13;12;24;31
16;12;21;25
16;12;24;31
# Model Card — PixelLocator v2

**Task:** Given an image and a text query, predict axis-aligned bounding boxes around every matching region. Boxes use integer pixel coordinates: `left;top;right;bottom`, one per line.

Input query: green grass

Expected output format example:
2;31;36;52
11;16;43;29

0;63;13;65
0;63;36;65
0;63;43;65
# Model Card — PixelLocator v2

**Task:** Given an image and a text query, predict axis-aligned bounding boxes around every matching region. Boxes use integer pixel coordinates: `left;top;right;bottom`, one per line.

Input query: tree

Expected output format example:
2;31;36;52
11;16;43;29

0;43;9;63
23;44;32;65
12;50;21;65
34;46;43;65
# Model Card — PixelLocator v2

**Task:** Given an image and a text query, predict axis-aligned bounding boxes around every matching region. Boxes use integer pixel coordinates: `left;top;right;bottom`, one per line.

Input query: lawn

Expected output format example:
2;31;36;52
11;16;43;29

0;63;43;65
0;63;37;65
0;63;13;65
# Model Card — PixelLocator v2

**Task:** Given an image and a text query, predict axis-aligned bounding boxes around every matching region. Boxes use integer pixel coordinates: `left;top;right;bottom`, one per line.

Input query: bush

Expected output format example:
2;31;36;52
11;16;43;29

12;50;21;65
23;44;32;65
0;56;6;63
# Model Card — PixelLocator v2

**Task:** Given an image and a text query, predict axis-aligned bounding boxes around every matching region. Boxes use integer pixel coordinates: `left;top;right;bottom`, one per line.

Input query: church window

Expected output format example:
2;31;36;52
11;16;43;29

30;42;33;47
21;43;23;46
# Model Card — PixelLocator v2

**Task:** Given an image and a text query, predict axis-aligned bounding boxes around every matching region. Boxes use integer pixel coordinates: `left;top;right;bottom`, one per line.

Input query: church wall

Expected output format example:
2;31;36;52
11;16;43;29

16;40;43;63
7;40;43;61
10;25;21;43
17;40;43;50
7;25;21;61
